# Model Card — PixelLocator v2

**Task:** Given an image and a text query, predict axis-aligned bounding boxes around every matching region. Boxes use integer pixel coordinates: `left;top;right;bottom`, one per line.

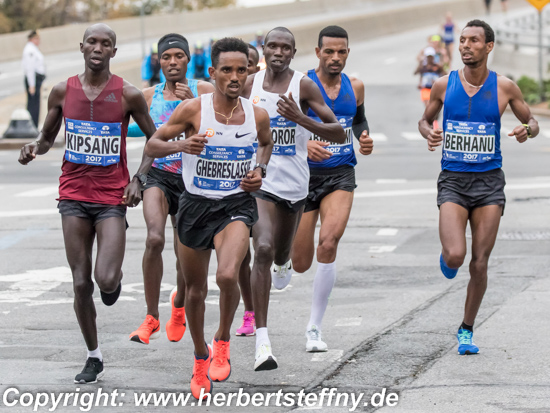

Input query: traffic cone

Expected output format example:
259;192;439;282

2;109;39;139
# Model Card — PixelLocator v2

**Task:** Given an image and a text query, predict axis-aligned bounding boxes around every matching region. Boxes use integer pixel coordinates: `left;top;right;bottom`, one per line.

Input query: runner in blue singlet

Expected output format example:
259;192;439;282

419;20;539;356
127;33;214;346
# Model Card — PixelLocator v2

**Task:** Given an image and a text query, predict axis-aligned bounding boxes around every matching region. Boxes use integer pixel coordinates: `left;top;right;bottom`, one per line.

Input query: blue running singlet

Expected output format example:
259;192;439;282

442;70;501;172
306;69;357;169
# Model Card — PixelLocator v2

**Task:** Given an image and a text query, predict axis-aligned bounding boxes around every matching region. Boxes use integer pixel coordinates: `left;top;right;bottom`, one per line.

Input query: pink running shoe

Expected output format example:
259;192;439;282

235;311;255;336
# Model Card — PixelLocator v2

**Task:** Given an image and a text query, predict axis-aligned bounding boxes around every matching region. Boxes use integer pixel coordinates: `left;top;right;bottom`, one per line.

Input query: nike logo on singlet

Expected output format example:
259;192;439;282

235;132;251;139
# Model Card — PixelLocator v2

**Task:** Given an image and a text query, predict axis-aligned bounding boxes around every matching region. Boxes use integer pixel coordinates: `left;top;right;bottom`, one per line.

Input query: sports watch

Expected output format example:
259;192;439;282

522;124;533;138
134;173;147;187
254;163;267;178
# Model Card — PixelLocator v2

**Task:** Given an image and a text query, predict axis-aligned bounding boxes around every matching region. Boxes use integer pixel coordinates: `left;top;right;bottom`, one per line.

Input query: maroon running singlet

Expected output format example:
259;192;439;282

58;75;130;205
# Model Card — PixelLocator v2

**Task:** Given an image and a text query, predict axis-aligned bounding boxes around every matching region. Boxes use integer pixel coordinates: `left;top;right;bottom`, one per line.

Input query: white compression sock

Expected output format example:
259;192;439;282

256;327;270;352
87;347;103;361
307;261;337;331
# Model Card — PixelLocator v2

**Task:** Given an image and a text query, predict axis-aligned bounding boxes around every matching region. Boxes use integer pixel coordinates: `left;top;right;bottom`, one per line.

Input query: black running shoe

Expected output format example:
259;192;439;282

74;357;104;384
100;282;121;306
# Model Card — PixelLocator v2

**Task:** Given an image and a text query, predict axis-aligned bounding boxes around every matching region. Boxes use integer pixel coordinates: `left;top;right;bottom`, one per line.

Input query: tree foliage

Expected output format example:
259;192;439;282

0;0;236;33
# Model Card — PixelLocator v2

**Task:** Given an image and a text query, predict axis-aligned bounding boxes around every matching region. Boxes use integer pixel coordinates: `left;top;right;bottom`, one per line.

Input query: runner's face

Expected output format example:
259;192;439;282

210;52;248;98
459;27;493;66
80;29;116;71
263;32;295;72
160;48;189;82
247;49;260;75
316;37;349;76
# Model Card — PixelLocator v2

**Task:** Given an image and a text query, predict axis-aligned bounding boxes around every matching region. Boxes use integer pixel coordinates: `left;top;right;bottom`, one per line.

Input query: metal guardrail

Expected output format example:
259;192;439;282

496;10;550;51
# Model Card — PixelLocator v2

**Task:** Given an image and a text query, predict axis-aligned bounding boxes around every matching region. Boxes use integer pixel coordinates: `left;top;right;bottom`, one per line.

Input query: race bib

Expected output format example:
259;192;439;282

154;122;183;164
65;119;121;166
443;120;496;164
310;116;353;157
194;145;254;191
271;117;296;156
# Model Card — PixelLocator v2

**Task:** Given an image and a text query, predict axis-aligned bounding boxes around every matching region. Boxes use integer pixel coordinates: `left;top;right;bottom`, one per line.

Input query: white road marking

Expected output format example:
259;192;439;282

311;349;344;363
0;267;72;303
2;311;10;315
401;132;424;141
384;57;397;65
376;179;407;184
369;245;397;253
376;228;399;236
126;141;146;150
335;317;362;327
15;186;59;197
0;229;47;250
542;130;550;138
369;133;388;142
0;209;58;218
49;162;62;167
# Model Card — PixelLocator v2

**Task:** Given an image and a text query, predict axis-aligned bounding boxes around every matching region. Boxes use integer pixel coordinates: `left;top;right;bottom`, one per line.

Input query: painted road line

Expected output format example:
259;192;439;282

370;133;388;142
401;132;424;141
376;228;399;236
0;209;58;218
15;186;59;197
0;228;47;250
311;350;344;363
368;245;397;253
376;179;407;184
335;317;362;327
0;267;72;303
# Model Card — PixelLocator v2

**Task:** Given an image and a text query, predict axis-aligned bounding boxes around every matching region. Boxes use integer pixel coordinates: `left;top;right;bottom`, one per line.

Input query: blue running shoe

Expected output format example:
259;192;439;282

457;328;479;355
440;253;459;279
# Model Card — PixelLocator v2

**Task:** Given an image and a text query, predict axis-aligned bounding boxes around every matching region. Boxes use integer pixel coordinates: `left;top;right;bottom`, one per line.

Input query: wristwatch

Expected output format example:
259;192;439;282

134;173;147;187
254;163;267;178
522;124;533;138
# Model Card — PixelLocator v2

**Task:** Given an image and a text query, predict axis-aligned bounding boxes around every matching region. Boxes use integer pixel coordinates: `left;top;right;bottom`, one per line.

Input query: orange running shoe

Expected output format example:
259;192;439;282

190;344;212;400
129;315;160;345
166;287;186;342
210;339;231;382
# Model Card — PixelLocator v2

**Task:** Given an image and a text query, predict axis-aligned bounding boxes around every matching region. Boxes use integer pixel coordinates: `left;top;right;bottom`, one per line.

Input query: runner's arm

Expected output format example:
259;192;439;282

241;106;273;192
505;78;539;142
350;77;373;156
145;99;206;158
127;86;154;137
418;76;447;151
277;77;346;144
19;81;66;164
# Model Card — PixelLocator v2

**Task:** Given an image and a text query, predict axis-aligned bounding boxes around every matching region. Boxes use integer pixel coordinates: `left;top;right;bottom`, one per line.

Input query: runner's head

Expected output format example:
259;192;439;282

263;27;296;73
424;46;436;65
460;20;494;67
28;30;40;46
158;33;191;82
81;24;117;72
316;25;349;76
209;37;249;99
247;43;260;75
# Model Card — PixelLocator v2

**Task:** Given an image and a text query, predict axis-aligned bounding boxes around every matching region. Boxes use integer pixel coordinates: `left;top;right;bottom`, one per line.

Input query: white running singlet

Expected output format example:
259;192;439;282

181;93;257;200
250;70;310;202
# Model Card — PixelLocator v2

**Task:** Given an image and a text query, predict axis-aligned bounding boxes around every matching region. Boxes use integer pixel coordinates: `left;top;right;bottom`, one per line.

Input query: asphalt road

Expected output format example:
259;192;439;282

1;11;549;413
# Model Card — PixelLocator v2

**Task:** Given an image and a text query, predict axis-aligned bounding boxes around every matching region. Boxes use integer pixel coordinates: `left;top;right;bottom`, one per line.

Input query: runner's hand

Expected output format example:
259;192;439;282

358;131;374;155
180;133;208;155
240;169;262;192
508;125;528;143
175;83;195;101
122;180;142;207
276;92;304;123
427;128;443;151
19;141;39;165
307;140;332;162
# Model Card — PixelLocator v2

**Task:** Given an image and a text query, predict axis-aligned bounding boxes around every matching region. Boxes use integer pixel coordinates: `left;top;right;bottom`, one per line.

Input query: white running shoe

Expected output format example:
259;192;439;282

306;325;328;352
271;259;293;290
254;343;278;371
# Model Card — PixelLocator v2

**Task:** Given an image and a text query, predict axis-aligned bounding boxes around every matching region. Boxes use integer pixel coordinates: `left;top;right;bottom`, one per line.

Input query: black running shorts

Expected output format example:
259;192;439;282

252;190;307;214
58;200;127;227
143;167;185;216
176;192;258;250
305;166;357;213
437;168;506;215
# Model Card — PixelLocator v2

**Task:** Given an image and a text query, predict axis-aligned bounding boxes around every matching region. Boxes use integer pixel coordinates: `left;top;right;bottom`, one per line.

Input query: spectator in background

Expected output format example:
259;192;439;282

22;30;46;127
250;31;266;71
187;41;210;81
442;12;456;61
142;43;165;87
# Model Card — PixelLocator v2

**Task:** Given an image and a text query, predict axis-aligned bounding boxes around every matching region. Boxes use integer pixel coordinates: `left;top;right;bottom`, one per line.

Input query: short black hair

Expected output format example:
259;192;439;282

318;25;348;48
247;43;260;65
265;26;295;48
211;37;249;68
28;30;38;40
465;19;494;43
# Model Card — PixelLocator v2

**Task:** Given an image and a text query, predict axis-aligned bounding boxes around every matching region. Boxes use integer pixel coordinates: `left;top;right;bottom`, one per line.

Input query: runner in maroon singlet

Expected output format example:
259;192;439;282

19;23;156;384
